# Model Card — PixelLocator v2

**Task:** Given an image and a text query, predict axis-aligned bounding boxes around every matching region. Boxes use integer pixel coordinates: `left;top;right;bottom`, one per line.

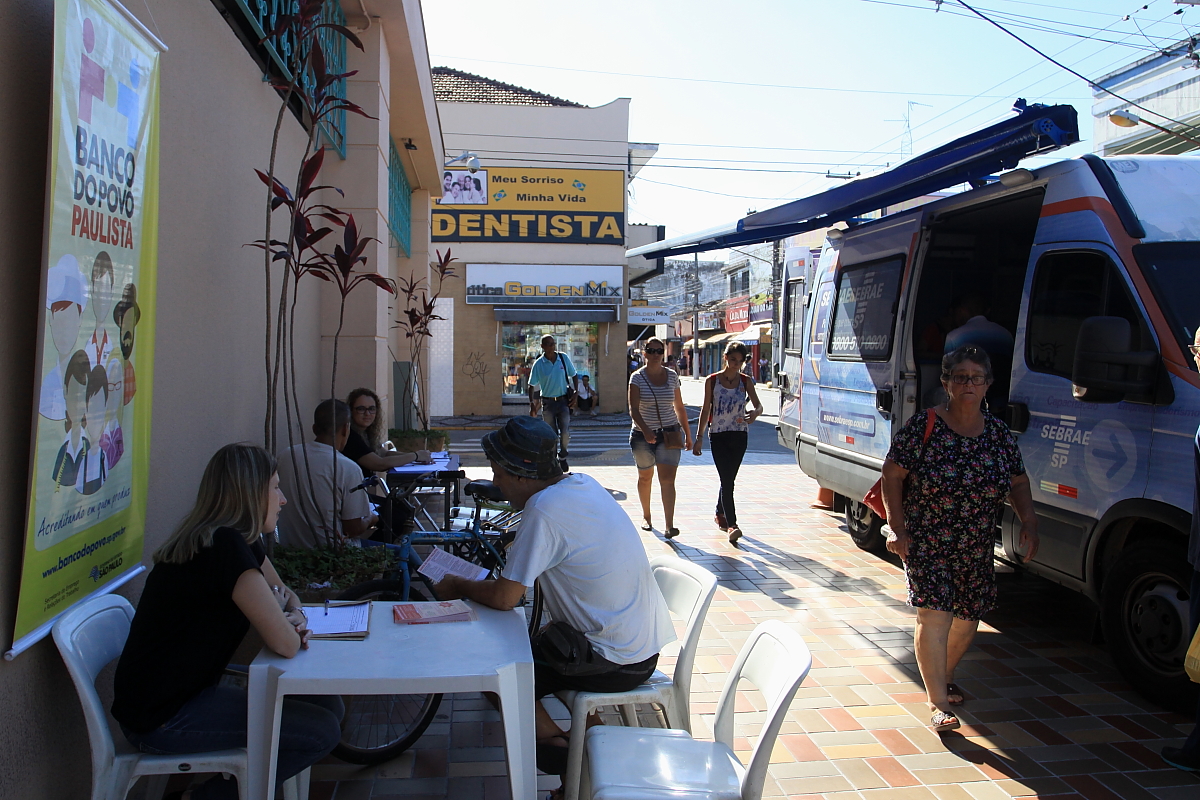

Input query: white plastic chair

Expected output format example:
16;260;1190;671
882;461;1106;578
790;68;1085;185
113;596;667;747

52;593;308;800
581;619;812;800
555;556;718;800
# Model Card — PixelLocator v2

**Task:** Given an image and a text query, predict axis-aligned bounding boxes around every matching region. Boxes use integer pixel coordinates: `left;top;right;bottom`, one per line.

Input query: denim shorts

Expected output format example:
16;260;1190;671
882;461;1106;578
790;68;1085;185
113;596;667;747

630;429;682;469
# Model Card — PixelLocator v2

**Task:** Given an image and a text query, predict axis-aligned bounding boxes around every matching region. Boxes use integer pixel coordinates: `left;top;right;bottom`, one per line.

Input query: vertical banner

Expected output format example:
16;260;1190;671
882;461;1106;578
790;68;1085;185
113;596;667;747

8;0;163;655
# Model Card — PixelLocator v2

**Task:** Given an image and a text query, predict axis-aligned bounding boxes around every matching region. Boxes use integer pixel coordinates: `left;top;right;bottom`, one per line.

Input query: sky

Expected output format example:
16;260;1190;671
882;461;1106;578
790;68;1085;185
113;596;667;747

423;0;1199;241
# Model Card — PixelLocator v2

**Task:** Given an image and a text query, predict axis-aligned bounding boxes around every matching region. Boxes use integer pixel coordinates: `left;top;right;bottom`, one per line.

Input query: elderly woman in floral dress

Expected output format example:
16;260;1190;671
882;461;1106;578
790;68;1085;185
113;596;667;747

881;345;1039;732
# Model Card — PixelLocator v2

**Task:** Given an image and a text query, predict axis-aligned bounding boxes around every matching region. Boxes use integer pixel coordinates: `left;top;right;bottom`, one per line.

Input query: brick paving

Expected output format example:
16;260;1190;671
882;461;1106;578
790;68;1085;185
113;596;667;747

306;456;1199;800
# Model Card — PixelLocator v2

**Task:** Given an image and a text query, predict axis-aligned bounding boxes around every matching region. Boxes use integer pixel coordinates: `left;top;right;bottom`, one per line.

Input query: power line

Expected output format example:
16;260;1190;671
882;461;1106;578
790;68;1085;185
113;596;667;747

442;130;961;155
462;147;888;168
431;54;1088;99
632;177;803;201
859;0;1164;50
953;0;1200;129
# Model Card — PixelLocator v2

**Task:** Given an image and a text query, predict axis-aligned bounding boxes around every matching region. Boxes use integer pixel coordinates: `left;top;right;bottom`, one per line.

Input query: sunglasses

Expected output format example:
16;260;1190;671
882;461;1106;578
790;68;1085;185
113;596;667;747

644;348;664;354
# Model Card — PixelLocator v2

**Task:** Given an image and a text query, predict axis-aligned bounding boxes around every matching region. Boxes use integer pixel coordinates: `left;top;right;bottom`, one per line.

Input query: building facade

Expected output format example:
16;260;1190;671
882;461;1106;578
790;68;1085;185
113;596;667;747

1093;38;1200;156
430;69;654;415
0;0;442;793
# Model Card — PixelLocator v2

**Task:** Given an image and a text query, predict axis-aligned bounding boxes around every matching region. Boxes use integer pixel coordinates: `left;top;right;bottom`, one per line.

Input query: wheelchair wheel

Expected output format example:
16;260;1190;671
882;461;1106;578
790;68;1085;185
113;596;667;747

330;583;442;765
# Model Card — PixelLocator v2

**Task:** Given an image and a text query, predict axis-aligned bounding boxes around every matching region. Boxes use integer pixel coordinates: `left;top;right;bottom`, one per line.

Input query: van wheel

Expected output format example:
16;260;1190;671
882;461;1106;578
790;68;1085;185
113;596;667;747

1101;543;1198;713
845;500;886;553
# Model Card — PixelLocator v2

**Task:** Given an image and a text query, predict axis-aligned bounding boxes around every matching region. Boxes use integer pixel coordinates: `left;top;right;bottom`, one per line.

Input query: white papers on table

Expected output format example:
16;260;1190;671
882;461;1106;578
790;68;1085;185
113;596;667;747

417;547;489;584
392;599;478;624
303;601;371;638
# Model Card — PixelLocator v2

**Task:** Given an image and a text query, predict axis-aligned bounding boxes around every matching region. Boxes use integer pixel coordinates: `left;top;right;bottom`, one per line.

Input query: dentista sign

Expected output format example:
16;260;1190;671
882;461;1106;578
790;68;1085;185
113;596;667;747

465;263;624;306
433;168;625;244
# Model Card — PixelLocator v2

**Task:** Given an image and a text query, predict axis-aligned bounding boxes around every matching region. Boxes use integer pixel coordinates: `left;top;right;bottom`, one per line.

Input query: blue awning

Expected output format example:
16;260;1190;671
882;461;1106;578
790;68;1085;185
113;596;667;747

627;100;1078;260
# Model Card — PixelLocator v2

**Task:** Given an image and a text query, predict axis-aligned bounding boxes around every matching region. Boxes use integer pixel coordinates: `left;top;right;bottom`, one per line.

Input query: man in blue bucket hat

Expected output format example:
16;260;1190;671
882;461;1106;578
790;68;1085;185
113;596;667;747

434;416;674;779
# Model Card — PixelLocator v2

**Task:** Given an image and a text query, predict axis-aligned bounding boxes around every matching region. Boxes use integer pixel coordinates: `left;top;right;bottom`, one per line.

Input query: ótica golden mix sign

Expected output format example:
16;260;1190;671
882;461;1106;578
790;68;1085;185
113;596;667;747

433;168;625;244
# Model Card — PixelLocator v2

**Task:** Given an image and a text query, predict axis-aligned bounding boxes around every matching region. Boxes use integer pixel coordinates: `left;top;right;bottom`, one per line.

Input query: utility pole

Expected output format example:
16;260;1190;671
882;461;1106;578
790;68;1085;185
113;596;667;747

692;253;700;379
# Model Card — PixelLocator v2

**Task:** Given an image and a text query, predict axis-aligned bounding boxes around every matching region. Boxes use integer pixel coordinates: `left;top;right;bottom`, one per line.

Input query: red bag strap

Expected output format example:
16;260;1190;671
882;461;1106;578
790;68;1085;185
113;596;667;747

923;408;936;444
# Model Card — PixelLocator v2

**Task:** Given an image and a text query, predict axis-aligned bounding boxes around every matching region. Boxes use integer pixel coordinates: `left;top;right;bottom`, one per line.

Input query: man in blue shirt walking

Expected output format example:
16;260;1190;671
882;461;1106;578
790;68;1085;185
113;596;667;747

527;335;579;467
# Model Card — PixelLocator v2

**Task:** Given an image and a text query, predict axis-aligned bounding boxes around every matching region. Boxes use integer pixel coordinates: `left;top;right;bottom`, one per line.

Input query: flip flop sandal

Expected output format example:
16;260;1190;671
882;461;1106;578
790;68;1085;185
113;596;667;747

536;734;570;776
946;683;965;705
641;519;653;531
665;527;681;539
931;709;960;732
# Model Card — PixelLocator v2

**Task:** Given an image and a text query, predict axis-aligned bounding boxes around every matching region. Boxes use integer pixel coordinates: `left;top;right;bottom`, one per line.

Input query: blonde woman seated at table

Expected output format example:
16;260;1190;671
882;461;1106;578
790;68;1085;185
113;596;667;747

343;387;432;474
111;443;343;800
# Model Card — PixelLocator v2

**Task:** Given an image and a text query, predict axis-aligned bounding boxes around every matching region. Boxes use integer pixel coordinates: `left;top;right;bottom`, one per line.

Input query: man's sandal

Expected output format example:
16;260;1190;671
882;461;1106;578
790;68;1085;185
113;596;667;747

946;683;965;705
931;709;960;732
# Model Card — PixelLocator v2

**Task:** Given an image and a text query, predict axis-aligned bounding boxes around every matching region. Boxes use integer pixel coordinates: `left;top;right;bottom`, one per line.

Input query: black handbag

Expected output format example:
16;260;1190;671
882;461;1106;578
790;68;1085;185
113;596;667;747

647;374;685;449
557;354;578;405
531;621;613;676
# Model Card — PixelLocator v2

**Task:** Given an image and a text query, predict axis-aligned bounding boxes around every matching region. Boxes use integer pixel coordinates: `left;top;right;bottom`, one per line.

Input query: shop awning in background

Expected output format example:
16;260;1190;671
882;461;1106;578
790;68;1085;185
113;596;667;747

493;307;617;322
703;331;738;345
737;325;772;344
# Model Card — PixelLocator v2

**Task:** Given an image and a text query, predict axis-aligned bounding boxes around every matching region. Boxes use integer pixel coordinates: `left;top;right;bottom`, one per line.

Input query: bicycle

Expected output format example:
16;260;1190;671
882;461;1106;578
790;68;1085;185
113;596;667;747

329;471;524;765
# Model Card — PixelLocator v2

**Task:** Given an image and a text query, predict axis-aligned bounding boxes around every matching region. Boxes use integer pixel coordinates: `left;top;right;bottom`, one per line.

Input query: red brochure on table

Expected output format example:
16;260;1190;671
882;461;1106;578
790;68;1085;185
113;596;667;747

392;599;478;624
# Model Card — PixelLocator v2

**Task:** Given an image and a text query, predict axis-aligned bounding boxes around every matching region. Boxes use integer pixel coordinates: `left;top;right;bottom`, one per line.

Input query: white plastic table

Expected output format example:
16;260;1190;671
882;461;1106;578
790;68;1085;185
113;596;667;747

247;601;535;800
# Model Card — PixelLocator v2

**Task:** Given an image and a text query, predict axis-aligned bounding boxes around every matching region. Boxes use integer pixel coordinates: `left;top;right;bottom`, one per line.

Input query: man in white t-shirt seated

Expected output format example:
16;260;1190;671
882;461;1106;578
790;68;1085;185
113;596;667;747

277;399;376;548
434;416;674;777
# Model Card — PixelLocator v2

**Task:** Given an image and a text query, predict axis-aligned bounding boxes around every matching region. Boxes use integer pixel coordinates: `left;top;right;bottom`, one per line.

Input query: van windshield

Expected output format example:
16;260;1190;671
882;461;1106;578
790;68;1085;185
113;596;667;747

1133;242;1200;364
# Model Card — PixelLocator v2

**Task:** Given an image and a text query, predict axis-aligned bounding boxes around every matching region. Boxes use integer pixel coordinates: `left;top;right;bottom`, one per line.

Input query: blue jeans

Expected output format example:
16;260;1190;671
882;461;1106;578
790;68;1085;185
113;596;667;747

123;684;344;800
540;397;571;458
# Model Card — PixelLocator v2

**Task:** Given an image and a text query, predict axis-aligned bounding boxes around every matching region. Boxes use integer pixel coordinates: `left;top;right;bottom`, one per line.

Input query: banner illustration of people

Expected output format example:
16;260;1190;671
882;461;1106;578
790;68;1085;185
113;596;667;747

10;0;163;655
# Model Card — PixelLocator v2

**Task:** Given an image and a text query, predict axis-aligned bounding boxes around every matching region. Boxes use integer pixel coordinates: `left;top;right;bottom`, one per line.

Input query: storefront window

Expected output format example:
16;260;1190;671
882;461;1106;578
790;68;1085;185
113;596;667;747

501;322;599;398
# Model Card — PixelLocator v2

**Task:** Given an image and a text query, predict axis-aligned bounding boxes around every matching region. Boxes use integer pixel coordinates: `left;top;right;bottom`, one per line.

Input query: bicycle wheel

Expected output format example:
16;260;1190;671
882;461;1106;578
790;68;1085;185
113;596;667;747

331;583;442;765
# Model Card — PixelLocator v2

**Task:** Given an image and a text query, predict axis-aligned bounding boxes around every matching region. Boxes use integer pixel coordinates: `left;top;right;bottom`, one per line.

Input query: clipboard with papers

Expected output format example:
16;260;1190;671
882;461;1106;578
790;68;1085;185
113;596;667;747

301;600;372;640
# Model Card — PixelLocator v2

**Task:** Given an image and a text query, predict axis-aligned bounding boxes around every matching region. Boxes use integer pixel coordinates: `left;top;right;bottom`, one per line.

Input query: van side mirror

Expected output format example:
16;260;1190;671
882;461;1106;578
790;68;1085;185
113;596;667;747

1071;316;1159;403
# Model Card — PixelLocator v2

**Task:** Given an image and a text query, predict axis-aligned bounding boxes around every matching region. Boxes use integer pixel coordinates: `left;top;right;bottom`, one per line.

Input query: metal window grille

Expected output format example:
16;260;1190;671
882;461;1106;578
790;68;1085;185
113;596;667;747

388;137;412;256
226;0;349;158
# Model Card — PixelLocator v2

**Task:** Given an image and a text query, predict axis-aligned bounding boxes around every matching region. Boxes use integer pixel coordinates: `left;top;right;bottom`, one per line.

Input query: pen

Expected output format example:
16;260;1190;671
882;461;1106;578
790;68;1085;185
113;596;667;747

324;598;329;616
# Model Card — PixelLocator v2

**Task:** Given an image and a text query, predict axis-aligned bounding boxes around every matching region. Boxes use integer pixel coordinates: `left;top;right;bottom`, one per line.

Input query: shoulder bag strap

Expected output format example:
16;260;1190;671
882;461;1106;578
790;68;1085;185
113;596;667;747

646;373;666;430
914;408;937;469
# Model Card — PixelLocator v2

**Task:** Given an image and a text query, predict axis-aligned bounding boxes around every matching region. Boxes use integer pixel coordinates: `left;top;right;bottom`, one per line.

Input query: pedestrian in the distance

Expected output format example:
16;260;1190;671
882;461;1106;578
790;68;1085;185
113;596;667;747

527;335;578;469
629;337;693;539
880;345;1039;733
693;342;763;545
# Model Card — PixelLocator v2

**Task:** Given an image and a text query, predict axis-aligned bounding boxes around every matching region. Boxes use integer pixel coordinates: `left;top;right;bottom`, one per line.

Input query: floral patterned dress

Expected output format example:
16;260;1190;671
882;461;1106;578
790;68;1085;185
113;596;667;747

886;410;1025;621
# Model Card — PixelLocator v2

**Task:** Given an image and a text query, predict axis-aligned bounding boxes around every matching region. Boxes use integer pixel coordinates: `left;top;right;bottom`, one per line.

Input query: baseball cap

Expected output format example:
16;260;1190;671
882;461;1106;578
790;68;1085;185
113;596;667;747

481;417;562;480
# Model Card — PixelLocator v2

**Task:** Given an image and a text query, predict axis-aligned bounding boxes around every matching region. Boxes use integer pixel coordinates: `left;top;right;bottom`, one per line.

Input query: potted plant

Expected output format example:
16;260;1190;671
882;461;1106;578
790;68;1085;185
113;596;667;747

388;427;448;453
271;545;397;602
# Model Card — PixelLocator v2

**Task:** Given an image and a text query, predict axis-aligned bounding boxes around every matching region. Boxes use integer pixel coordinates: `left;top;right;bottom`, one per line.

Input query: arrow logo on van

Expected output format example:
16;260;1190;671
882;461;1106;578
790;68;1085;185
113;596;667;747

1092;433;1127;479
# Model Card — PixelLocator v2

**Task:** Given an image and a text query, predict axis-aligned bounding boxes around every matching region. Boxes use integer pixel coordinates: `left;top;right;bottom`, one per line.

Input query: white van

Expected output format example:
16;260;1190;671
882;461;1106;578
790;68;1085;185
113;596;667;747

629;102;1200;710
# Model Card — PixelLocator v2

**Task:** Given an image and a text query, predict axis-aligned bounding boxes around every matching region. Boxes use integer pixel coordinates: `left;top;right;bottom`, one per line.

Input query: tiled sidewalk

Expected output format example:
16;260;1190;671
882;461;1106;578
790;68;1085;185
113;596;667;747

309;461;1199;800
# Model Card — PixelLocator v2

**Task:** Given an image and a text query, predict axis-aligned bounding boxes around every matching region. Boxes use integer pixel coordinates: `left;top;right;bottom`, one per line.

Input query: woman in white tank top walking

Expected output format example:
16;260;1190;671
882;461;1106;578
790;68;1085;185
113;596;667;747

693;342;763;544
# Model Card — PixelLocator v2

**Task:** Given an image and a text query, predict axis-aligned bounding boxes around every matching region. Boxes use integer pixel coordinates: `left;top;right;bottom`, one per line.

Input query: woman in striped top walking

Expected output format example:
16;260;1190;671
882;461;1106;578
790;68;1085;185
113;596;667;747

628;337;693;539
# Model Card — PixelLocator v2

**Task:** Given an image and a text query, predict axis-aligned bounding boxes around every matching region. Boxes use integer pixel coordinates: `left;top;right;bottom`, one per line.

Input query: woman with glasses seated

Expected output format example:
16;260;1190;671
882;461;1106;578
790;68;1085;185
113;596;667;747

343;387;432;477
879;345;1039;733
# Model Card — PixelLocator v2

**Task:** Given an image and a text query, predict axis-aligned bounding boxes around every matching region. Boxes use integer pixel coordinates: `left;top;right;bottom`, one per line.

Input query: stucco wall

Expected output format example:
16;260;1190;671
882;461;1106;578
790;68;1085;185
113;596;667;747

0;0;323;793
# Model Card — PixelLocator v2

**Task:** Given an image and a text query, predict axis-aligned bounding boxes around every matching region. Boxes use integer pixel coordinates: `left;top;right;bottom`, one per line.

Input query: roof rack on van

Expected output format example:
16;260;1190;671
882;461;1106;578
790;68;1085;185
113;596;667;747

627;99;1079;260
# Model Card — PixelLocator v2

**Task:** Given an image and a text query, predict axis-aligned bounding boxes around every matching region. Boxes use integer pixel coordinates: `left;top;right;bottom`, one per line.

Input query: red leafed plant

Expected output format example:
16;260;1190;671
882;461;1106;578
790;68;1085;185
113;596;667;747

393;249;459;443
248;0;395;548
